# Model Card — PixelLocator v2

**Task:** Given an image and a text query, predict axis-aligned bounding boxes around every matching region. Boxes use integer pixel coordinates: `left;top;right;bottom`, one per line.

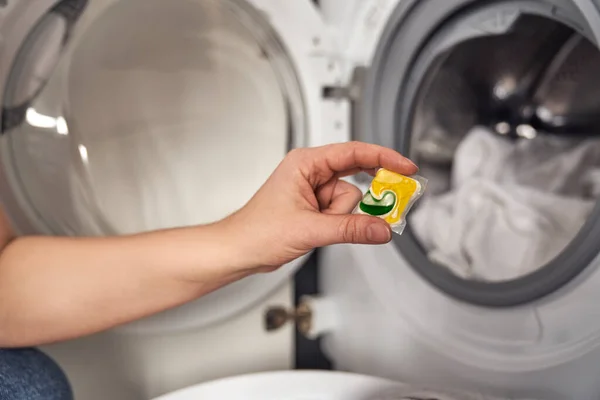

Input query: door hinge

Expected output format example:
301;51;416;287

264;300;312;337
322;66;368;146
322;65;366;102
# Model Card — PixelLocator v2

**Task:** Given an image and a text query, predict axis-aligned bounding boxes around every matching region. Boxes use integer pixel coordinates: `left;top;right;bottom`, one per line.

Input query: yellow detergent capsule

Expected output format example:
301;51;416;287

354;169;427;235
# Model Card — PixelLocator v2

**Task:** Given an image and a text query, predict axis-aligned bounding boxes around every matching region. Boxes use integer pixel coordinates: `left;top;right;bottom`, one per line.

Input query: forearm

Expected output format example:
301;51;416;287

0;221;247;347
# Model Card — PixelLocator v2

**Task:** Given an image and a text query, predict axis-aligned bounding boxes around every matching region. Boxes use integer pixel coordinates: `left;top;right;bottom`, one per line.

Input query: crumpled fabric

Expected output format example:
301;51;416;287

411;126;600;281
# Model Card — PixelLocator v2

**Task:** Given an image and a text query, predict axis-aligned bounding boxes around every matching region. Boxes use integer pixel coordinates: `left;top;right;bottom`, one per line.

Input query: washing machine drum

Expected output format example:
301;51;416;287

0;0;304;237
360;0;600;307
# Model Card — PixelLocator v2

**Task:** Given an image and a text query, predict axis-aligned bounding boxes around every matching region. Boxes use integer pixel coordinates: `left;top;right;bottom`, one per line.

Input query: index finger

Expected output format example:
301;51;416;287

307;141;418;186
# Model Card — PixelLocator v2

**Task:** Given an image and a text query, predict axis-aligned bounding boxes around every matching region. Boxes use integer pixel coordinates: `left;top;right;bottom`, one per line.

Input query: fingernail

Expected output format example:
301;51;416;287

367;224;392;243
407;159;419;170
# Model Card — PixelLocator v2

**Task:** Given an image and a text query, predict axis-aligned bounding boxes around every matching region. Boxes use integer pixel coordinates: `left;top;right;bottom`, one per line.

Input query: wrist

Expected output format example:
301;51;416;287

133;221;252;285
217;211;271;274
204;218;253;274
188;220;254;279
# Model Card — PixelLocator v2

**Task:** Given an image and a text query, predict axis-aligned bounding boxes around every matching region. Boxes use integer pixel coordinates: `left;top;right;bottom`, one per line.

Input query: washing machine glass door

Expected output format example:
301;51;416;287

358;0;600;307
0;0;309;332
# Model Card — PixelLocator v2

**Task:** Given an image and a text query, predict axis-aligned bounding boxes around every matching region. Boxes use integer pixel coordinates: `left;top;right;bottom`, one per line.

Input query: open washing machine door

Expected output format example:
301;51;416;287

0;0;345;334
307;0;600;398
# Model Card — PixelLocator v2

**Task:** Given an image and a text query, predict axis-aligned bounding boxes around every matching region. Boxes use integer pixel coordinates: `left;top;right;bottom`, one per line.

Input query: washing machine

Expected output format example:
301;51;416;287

0;0;347;398
285;0;600;399
6;0;600;399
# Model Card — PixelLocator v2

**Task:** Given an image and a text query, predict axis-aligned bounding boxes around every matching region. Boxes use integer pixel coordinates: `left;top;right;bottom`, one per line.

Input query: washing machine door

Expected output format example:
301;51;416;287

0;0;331;333
355;0;600;307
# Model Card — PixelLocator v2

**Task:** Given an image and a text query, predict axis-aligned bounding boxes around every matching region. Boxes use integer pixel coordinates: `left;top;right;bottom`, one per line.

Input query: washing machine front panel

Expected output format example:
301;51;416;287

0;0;336;333
318;244;600;398
319;0;398;83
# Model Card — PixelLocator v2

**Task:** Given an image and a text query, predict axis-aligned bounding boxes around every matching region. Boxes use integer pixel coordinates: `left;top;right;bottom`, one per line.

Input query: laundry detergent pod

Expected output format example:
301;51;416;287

353;169;427;235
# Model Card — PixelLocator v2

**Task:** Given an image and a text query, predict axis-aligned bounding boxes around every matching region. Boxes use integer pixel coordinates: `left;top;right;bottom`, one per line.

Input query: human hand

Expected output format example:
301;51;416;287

222;141;418;273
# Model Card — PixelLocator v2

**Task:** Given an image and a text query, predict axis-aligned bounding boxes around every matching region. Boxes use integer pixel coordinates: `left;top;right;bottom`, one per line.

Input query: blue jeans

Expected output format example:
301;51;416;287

0;349;72;400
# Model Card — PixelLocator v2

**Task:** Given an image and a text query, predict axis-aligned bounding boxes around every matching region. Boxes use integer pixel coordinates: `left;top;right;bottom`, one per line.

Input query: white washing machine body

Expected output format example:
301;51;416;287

318;243;600;399
6;1;600;399
0;0;350;336
310;0;600;399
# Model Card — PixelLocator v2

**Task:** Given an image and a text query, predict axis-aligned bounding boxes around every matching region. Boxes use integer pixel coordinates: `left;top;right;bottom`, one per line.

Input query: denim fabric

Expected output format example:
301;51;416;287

0;348;72;400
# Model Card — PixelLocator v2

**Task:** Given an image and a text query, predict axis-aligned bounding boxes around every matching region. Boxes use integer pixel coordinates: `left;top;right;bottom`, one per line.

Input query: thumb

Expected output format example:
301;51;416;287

311;214;392;246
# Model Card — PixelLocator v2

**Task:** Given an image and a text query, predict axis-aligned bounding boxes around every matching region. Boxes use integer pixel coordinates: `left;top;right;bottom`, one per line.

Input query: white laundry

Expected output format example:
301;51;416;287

411;126;600;281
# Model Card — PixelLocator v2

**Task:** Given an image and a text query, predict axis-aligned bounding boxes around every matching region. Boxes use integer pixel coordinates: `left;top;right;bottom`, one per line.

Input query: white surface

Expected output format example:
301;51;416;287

153;370;514;400
154;371;405;400
42;283;293;400
412;126;600;281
